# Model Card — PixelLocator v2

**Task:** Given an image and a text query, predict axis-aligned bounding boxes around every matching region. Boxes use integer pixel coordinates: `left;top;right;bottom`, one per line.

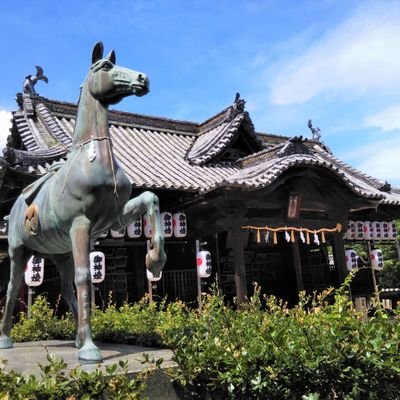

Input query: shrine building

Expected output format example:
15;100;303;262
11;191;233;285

1;91;400;309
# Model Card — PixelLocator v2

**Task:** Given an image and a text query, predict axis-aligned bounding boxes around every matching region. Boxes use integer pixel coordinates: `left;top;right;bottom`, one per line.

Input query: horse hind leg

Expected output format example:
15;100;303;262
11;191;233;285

49;253;80;346
0;246;31;348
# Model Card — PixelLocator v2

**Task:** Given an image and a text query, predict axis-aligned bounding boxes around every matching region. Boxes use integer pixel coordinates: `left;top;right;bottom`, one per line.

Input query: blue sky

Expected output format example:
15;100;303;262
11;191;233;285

1;0;399;185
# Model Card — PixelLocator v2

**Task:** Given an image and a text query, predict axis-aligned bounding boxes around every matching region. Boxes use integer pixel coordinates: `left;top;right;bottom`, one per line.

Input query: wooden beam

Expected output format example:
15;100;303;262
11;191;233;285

231;226;248;304
292;239;304;292
332;232;347;284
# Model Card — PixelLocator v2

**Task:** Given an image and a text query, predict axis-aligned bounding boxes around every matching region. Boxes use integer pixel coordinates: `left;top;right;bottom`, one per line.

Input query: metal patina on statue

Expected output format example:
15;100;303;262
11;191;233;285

0;42;167;363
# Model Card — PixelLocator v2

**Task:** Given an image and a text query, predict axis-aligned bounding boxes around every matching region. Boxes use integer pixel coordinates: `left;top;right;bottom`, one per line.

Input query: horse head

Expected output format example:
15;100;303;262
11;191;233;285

85;42;149;106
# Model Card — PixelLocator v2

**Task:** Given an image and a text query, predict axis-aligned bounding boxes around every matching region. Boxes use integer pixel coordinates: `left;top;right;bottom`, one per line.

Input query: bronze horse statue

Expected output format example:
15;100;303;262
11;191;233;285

0;42;166;363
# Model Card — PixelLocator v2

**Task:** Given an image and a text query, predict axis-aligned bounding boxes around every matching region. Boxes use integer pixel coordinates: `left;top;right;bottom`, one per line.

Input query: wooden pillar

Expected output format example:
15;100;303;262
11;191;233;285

292;239;304;292
332;232;347;284
231;226;247;304
367;241;380;304
133;245;146;301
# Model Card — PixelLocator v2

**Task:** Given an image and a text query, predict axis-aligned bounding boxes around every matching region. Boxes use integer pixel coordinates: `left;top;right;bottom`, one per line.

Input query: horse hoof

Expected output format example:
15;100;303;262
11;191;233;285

146;250;166;274
0;335;13;349
78;344;103;364
75;335;82;349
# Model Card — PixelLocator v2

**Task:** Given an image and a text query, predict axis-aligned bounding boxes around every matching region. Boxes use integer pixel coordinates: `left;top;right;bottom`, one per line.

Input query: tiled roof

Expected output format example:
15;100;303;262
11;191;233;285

1;94;400;208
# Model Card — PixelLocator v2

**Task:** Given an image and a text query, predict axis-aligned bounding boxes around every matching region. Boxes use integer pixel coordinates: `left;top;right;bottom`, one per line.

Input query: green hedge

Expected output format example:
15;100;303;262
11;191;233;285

3;280;400;399
0;354;146;399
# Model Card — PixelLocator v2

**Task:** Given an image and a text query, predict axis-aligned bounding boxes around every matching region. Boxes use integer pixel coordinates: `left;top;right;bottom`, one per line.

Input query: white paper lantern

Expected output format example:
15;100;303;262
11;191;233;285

371;221;381;240
90;251;105;283
127;215;142;238
173;212;187;238
197;250;212;278
345;221;355;240
363;221;373;240
354;221;364;240
110;227;125;239
146;268;162;282
161;212;173;238
98;231;108;239
345;249;358;272
388;221;397;240
370;249;384;271
143;213;151;238
25;256;44;287
380;221;390;240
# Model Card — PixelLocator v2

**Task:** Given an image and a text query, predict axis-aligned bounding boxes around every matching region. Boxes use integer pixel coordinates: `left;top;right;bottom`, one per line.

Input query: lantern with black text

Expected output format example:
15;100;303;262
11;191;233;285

25;256;44;287
90;251;105;283
173;212;187;238
388;221;397;240
345;221;355;240
380;221;390;240
143;213;151;238
370;249;384;271
110;227;125;239
127;215;142;238
371;221;381;240
355;221;364;240
146;268;162;282
197;250;212;278
161;212;173;238
345;249;358;271
363;221;373;240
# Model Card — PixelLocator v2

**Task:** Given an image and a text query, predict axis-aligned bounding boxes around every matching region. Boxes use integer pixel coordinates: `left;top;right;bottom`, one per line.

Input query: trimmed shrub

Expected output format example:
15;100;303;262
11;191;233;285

3;282;400;399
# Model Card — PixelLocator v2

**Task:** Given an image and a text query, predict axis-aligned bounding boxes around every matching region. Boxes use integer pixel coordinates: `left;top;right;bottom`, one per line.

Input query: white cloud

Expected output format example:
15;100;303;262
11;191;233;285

269;3;400;105
341;137;400;186
0;110;12;150
364;104;400;131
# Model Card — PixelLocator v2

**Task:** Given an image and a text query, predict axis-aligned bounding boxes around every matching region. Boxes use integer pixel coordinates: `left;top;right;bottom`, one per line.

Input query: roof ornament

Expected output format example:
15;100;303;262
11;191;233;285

23;66;48;96
307;119;321;141
233;92;246;112
379;181;392;192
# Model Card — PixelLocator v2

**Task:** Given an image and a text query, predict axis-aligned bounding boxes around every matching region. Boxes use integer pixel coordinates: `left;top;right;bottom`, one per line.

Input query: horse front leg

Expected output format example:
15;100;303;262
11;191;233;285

70;215;102;363
114;191;166;273
0;246;31;348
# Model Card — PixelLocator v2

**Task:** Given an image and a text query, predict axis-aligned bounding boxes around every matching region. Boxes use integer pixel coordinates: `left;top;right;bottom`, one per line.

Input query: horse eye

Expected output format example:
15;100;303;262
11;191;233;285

102;62;112;71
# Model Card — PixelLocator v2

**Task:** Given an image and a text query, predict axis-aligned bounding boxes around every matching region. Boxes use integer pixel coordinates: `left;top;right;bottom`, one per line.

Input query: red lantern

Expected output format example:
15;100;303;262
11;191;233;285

363;221;373;240
197;250;212;278
370;249;384;271
173;212;187;238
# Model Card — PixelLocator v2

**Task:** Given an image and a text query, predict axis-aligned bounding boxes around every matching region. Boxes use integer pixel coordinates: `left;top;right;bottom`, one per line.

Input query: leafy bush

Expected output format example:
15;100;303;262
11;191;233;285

0;354;146;399
91;294;164;347
164;284;400;400
10;295;75;342
3;283;400;399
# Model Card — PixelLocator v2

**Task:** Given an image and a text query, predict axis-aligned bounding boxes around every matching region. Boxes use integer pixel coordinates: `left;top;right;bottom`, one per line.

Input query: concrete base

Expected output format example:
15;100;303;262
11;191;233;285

0;340;179;399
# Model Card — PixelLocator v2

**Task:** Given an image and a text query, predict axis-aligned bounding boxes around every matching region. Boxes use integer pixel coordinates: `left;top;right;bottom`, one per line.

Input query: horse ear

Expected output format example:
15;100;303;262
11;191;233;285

106;50;116;64
92;42;104;64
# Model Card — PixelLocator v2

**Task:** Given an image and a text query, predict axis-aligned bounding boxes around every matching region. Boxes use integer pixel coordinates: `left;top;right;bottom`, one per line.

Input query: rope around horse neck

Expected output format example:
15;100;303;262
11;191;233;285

62;136;118;197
